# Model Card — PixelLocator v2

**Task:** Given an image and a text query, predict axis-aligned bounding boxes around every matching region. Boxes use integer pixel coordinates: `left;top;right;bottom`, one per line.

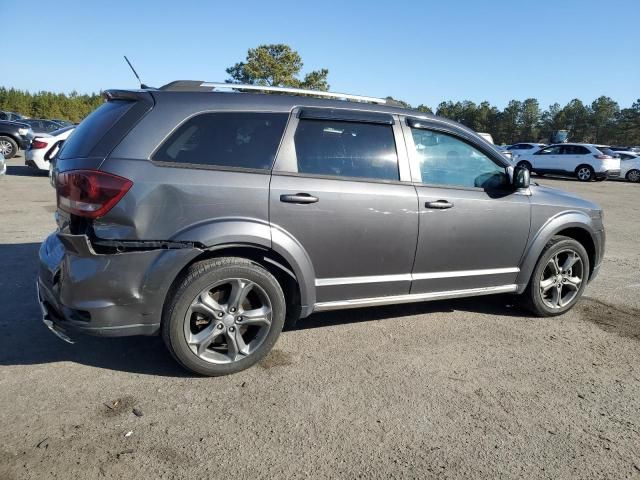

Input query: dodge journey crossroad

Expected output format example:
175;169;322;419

38;81;605;376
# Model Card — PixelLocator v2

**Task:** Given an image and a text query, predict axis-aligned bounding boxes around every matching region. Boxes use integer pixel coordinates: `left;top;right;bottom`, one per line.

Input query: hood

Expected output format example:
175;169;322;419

530;183;601;212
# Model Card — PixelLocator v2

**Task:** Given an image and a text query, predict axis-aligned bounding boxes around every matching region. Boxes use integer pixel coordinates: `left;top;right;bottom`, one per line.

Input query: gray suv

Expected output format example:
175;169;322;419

38;81;605;376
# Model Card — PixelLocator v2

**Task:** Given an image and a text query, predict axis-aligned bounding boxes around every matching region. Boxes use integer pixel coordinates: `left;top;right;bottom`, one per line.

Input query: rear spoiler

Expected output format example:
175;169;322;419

103;89;155;102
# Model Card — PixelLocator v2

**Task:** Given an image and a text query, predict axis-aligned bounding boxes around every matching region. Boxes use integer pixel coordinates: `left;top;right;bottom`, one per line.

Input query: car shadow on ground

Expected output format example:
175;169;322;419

294;294;526;331
6;165;48;177
0;242;529;377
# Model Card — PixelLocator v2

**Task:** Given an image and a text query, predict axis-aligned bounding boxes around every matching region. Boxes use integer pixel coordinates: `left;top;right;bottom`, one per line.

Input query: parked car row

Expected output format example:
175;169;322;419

506;142;639;183
0;110;76;159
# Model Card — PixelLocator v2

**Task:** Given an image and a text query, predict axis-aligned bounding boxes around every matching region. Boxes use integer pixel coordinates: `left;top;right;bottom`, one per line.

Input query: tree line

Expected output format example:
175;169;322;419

2;44;639;145
0;87;103;123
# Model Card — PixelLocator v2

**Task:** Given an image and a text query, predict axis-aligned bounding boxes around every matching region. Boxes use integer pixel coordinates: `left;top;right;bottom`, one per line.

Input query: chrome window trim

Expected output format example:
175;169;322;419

314;284;518;312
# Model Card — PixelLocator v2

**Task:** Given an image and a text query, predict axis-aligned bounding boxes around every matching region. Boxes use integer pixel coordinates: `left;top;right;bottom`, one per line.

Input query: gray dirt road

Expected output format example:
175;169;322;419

1;156;639;479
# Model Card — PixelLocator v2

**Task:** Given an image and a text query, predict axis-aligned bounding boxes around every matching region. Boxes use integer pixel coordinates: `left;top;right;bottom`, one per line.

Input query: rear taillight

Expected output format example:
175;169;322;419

31;139;48;149
594;154;613;160
56;170;132;218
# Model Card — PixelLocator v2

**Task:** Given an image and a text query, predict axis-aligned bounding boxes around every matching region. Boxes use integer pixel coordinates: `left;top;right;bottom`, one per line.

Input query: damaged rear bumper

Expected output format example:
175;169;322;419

37;232;201;338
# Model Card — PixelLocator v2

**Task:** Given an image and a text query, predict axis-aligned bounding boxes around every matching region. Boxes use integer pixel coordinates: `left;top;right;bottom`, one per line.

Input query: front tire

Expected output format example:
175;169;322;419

0;136;18;159
523;236;589;317
162;257;286;376
626;169;640;183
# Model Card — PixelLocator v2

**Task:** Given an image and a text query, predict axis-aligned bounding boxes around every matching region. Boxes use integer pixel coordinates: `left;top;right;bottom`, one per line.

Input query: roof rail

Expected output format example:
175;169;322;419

160;81;388;105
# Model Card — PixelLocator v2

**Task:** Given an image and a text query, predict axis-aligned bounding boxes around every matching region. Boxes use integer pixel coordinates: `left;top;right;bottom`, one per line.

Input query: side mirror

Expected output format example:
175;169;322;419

513;165;530;189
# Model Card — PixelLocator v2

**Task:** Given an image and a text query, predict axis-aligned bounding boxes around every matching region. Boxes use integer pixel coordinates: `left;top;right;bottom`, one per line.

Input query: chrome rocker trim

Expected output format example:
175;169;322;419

313;284;518;312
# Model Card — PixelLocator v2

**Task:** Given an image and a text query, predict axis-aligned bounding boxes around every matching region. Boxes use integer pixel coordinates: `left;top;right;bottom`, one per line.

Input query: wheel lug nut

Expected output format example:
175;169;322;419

229;326;235;332
217;312;223;318
217;323;224;329
230;307;236;313
236;316;242;322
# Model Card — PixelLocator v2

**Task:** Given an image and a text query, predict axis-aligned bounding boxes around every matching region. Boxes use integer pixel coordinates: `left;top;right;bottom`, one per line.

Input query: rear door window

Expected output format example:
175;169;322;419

153;112;288;170
293;119;399;181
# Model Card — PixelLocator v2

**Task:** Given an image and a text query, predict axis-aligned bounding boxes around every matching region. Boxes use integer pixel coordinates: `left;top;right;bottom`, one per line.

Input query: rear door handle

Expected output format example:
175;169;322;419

425;200;454;209
280;193;319;204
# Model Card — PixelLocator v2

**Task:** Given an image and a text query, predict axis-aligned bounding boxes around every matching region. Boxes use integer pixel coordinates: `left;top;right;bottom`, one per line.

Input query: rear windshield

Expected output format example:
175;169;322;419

58;100;133;159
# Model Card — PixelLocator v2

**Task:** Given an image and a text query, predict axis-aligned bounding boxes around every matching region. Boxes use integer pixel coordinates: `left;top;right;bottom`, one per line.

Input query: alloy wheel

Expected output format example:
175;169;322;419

539;249;584;309
0;140;13;156
627;169;640;183
183;278;272;364
577;167;592;181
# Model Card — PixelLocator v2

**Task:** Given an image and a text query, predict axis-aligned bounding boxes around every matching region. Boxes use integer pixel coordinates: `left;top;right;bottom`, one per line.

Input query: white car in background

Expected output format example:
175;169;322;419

617;151;640;183
515;143;621;182
25;126;75;171
506;143;546;158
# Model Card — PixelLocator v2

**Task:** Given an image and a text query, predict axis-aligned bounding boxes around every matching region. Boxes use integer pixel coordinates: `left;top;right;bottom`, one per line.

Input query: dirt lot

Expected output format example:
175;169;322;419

1;155;639;479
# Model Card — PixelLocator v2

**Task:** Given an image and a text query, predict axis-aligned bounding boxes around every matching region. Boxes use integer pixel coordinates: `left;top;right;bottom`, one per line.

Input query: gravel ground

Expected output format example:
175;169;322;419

0;155;639;479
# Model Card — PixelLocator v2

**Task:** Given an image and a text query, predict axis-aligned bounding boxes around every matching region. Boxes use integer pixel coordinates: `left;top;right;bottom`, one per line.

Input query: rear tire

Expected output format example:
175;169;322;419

0;136;18;159
626;169;640;183
517;160;532;172
576;165;594;182
522;236;589;317
162;257;286;376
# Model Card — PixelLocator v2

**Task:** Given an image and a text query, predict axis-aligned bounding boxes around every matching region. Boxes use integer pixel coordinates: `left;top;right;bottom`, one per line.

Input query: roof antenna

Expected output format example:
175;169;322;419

123;55;151;89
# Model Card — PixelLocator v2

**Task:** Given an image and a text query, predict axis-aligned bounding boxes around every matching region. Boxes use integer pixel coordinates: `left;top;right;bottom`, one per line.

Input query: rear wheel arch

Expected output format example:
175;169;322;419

517;160;532;171
575;164;595;181
163;244;305;329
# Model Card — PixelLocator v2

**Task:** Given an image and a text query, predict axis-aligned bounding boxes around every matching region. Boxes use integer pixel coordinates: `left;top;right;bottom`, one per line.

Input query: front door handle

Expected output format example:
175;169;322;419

425;200;454;209
280;193;319;204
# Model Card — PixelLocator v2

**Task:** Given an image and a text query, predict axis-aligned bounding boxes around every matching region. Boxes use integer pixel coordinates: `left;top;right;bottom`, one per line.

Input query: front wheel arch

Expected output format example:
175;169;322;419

522;235;590;316
516;215;599;291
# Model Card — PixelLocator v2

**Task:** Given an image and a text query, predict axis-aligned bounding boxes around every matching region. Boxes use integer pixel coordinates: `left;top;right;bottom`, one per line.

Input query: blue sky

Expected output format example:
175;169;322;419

3;0;638;110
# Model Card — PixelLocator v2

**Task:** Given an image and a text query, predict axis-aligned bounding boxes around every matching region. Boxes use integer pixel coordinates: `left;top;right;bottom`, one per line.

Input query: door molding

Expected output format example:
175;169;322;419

316;267;520;286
